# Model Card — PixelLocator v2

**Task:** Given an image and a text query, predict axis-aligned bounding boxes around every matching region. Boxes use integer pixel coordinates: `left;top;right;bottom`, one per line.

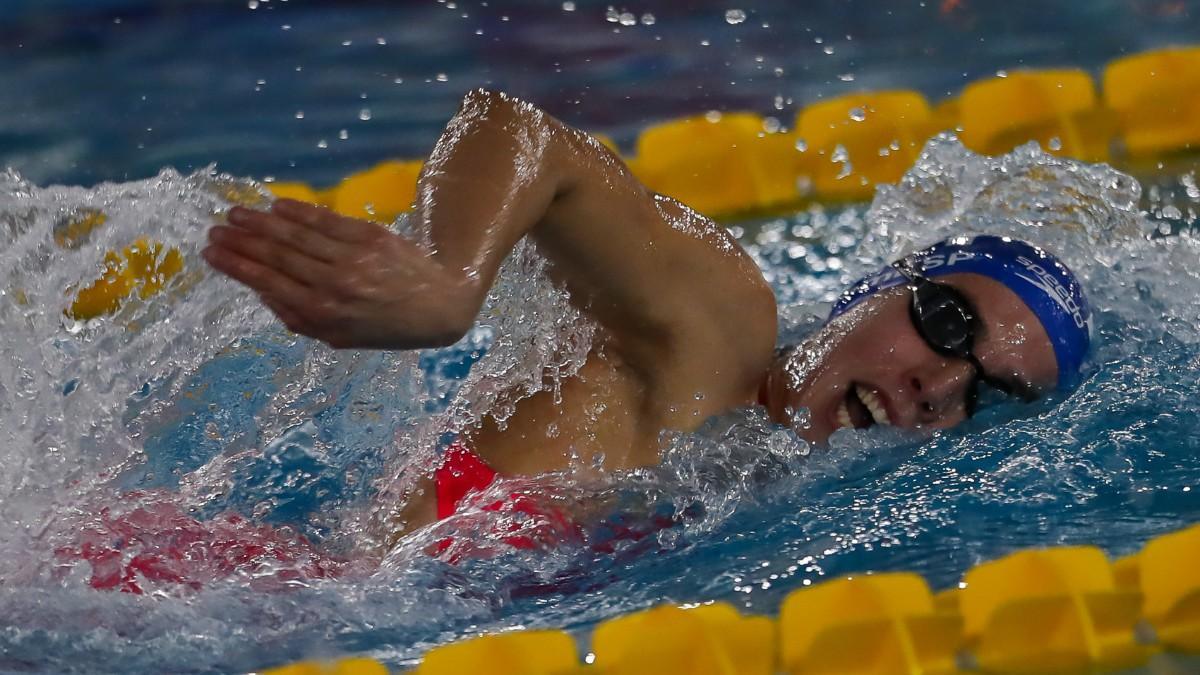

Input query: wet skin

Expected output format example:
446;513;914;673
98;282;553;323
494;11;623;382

202;89;1058;534
759;274;1058;444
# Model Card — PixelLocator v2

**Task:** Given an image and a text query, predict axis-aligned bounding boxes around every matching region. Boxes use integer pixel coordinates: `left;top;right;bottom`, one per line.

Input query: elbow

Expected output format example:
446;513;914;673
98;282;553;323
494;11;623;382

460;87;522;121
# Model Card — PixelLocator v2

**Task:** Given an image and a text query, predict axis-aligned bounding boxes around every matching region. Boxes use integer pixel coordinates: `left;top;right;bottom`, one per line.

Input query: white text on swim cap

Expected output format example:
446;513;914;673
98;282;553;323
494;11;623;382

1014;255;1088;328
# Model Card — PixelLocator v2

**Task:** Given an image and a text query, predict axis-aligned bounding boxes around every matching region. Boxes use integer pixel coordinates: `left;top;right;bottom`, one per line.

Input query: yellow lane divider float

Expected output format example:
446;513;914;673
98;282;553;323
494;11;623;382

64;45;1200;320
261;524;1200;674
260;45;1200;223
52;47;1200;674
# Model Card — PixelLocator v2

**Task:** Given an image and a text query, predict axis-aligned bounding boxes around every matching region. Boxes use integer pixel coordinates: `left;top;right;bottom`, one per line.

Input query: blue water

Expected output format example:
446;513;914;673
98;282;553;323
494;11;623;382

4;0;1199;187
2;2;1200;674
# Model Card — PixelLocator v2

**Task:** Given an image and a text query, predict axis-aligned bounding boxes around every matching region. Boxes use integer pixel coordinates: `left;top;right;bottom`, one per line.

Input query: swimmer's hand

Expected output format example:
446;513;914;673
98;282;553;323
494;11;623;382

203;199;477;349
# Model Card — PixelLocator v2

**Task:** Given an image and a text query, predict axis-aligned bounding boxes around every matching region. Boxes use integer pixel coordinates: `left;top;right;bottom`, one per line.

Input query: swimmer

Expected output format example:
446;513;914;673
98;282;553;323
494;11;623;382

202;89;1089;533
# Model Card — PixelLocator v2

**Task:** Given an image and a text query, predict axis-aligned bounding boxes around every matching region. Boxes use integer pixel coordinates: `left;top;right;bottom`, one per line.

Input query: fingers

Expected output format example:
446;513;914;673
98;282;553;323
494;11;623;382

272;198;385;244
227;205;350;262
260;293;314;336
208;224;333;287
201;245;315;310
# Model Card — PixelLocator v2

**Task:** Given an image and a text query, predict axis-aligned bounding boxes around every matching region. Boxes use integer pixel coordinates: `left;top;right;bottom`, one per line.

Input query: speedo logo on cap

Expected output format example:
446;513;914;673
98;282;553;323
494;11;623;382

1014;255;1088;329
918;250;977;270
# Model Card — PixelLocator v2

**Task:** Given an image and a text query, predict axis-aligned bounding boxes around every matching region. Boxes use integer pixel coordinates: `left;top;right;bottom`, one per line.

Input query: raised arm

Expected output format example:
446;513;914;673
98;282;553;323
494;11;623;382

204;89;776;388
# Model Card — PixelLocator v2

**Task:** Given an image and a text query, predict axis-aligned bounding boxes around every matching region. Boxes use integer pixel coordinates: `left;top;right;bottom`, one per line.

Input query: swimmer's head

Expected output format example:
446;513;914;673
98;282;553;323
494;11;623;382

760;235;1090;444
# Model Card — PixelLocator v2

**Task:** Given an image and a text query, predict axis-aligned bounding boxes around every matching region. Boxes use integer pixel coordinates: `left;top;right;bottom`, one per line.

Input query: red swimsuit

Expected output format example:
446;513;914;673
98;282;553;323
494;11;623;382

432;441;582;552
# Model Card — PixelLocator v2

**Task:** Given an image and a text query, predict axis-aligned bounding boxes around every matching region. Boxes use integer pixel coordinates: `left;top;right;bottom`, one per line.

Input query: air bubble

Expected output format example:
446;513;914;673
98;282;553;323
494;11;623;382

725;9;747;24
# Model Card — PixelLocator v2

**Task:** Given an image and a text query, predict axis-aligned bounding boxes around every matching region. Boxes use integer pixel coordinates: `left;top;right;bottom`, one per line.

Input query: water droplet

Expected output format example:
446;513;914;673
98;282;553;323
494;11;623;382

435;73;448;82
641;12;656;25
831;144;852;179
795;175;814;195
996;69;1008;78
773;66;784;76
317;139;328;149
618;12;636;26
794;138;808;152
605;7;619;22
342;40;352;46
376;37;387;45
359;108;372;121
562;1;575;10
823;45;835;55
338;129;349;140
838;73;855;82
247;0;258;8
848;107;866;122
704;110;722;123
1047;137;1063;151
294;110;304;119
700;39;711;46
725;8;747;24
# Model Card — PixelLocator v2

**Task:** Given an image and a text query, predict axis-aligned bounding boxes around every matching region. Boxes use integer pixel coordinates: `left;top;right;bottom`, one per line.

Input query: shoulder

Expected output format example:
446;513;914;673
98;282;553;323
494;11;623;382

636;195;778;416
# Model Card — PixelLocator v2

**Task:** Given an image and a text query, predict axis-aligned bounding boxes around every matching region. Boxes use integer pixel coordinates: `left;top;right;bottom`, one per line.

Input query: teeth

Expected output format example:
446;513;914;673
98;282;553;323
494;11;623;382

836;400;852;428
855;385;892;426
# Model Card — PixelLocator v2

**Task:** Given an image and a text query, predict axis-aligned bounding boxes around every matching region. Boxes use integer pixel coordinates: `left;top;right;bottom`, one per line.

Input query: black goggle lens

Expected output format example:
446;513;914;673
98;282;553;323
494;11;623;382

911;281;976;359
893;259;1020;415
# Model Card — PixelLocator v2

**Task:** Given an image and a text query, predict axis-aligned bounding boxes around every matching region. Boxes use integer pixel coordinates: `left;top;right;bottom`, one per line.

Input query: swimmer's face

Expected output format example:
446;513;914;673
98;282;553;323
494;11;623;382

761;273;1059;444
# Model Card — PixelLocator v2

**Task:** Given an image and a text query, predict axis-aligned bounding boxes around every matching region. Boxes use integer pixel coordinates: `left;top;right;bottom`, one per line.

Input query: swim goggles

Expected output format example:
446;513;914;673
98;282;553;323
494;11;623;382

892;258;1032;417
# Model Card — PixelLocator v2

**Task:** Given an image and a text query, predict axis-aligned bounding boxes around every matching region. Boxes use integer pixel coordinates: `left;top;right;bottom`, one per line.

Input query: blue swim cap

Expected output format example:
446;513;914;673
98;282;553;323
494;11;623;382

829;235;1091;387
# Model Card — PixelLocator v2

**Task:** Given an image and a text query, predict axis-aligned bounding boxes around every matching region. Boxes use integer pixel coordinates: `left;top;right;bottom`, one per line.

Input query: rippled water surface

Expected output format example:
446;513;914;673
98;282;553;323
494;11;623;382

3;2;1200;674
0;136;1197;673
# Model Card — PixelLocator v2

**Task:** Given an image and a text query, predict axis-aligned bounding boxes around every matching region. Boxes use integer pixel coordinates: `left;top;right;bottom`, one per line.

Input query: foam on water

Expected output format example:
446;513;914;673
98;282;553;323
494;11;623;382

0;139;1198;673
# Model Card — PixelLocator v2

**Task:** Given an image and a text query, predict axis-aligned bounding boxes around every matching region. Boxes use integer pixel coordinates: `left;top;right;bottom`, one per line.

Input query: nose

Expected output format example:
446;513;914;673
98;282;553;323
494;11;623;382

908;357;975;422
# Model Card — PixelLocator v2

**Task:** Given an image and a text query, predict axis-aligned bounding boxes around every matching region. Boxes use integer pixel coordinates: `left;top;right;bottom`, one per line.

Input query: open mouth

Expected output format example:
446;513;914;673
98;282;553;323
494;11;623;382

835;383;892;429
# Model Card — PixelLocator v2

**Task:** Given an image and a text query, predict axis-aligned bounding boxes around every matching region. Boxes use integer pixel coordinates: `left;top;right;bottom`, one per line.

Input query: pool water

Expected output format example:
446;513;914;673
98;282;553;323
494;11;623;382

2;2;1200;674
